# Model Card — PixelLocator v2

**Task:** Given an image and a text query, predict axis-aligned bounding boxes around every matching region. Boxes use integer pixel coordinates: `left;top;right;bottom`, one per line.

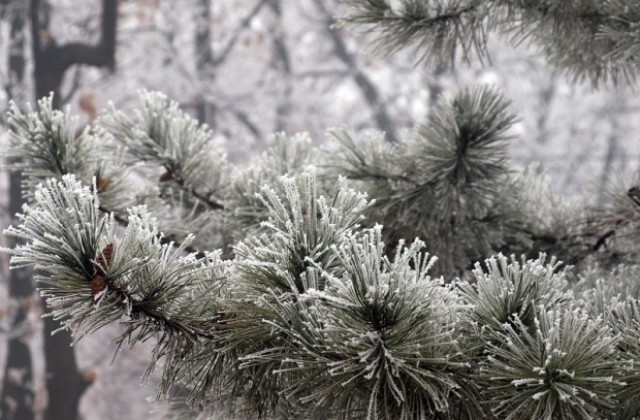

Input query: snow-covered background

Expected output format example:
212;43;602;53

1;0;639;418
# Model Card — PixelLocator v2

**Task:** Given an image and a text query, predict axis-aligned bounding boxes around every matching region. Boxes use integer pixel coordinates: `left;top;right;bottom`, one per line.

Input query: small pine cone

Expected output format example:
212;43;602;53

95;243;114;276
83;369;98;383
90;275;108;300
159;170;172;182
96;177;112;192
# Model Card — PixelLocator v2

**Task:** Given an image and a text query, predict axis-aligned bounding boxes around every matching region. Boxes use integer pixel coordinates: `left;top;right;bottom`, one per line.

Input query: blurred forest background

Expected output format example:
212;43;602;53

0;0;639;419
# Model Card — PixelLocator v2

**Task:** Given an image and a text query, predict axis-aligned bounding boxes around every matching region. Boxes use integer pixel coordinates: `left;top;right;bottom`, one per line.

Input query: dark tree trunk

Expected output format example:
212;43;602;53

2;194;37;420
1;2;36;419
30;0;117;106
194;0;214;125
267;0;293;133
1;177;36;420
28;1;119;419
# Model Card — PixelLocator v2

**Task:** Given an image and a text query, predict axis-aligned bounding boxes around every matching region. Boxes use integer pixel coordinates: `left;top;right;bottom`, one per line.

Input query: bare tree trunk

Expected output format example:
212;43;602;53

598;94;625;204
2;192;36;420
1;177;36;420
1;2;36;419
267;0;292;133
535;81;556;144
28;1;118;419
194;0;214;125
30;0;117;106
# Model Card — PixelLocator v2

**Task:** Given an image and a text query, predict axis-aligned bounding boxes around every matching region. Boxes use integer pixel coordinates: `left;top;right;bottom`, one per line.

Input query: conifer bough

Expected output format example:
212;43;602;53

4;2;640;419
340;0;640;85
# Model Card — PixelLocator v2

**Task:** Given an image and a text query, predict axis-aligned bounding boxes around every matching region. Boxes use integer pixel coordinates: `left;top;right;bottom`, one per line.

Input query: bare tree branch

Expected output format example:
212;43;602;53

212;0;269;67
313;0;399;143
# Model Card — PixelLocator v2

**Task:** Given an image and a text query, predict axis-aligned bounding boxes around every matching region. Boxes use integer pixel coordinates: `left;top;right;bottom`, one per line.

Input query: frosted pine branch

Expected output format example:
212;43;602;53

340;0;640;84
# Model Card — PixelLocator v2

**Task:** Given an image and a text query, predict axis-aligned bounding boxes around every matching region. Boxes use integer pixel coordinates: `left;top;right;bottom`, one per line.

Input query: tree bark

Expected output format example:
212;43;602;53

28;1;118;419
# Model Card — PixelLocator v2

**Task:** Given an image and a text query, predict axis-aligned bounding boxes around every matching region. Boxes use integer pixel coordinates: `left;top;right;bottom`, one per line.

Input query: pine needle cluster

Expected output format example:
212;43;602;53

340;0;640;85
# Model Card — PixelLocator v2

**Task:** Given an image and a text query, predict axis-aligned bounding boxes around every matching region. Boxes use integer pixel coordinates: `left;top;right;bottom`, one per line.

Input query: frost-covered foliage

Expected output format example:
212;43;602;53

5;95;108;196
4;2;640;419
5;161;640;419
340;0;640;85
483;307;621;419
